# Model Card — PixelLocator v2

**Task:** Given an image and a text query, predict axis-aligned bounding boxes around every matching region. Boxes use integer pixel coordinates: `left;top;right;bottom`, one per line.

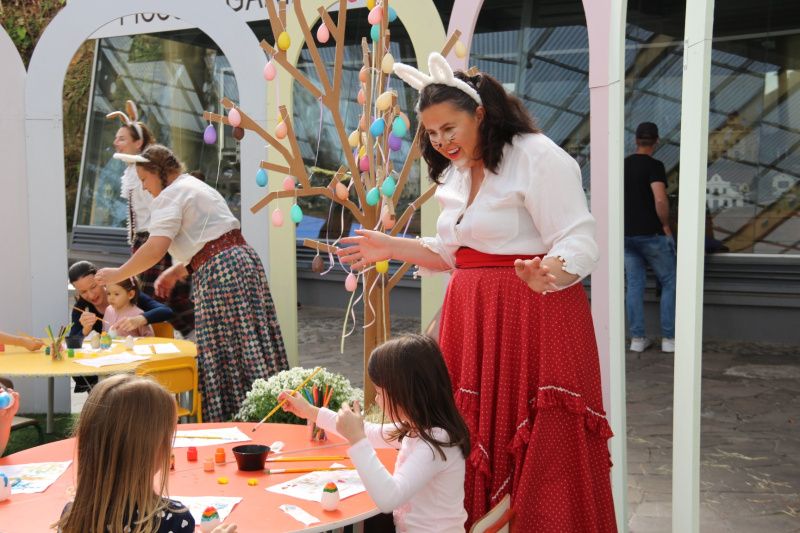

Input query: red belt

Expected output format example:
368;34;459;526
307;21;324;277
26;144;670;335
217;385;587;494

189;229;246;271
454;247;544;269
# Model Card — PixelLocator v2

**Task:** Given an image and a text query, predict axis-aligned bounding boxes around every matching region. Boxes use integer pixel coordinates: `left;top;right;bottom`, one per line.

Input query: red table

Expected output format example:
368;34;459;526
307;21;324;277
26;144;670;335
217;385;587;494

0;422;396;532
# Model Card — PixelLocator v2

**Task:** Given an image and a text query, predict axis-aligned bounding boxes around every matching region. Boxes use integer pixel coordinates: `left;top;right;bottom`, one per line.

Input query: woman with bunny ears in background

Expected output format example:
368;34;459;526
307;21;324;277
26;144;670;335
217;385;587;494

337;53;616;532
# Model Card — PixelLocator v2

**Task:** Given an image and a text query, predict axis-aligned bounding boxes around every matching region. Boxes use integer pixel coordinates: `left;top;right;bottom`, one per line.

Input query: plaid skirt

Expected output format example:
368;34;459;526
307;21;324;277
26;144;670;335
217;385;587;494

132;232;195;337
193;244;288;421
440;248;616;532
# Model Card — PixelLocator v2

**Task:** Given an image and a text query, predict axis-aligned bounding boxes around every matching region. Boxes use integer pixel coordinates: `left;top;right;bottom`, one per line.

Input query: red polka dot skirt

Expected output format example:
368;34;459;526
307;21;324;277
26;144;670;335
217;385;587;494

439;248;617;532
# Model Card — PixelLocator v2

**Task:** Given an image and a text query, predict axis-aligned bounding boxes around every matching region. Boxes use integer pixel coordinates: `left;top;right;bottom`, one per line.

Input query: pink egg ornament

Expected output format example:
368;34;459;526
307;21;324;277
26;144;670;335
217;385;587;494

271;208;284;227
345;273;358;292
263;61;277;81
282;176;295;191
316;23;330;44
228;107;242;128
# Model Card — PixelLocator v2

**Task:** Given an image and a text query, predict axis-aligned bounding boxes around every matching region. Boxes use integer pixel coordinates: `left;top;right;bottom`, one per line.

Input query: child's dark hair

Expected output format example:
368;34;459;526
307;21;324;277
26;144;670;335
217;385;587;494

418;71;539;183
114;278;141;305
368;334;470;460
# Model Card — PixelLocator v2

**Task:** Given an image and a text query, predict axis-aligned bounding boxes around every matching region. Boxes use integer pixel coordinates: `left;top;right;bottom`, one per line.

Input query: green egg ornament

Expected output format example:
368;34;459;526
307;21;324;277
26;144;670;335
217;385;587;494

370;24;380;42
366;187;380;206
391;116;407;137
290;204;304;224
381;176;396;197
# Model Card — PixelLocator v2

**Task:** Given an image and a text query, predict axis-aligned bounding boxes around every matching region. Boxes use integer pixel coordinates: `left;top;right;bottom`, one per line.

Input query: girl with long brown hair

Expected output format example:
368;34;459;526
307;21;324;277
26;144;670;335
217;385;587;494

279;334;470;532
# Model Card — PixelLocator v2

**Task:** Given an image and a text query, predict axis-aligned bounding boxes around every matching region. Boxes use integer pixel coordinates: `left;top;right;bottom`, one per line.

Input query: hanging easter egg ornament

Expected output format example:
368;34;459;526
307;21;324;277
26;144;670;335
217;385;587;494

388;133;402;151
391;116;407;137
263;60;277;81
228;107;242;127
316;23;330;44
271;208;284;227
282;176;295;191
358;155;370;172
275;121;288;139
232;127;245;140
381;204;396;229
359;66;368;83
290;203;304;224
277;31;291;51
387;6;398;22
366;186;380;206
367;6;383;24
370;24;380;42
369;118;385;137
357;88;366;105
256;168;268;187
381;53;394;75
376;91;393;112
381;176;396;197
376;260;389;274
311;255;325;273
366;0;376;9
345;273;358;292
454;40;468;59
203;124;217;144
348;130;360;148
335;182;349;201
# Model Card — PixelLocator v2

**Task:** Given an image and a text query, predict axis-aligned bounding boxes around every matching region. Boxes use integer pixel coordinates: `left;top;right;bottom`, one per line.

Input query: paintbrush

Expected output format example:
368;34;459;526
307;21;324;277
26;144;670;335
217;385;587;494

266;455;348;463
252;367;323;432
72;306;112;326
266;466;353;475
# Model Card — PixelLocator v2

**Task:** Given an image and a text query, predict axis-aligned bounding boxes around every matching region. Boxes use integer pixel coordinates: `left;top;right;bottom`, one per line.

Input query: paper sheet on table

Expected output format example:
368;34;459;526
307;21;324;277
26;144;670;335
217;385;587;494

172;426;251;448
132;343;181;355
266;464;366;502
0;461;72;494
73;353;150;368
171;495;242;524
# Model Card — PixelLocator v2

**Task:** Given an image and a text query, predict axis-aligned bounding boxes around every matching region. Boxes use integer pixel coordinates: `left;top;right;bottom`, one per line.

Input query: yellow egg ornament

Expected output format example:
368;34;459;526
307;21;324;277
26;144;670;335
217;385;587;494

366;0;376;10
376;91;394;112
454;40;468;59
381;53;395;74
376;260;389;274
348;130;360;148
277;31;291;51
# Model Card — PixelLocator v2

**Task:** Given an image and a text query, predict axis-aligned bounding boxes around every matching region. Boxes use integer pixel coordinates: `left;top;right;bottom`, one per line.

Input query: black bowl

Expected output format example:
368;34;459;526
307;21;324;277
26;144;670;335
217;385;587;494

66;335;83;349
232;444;270;471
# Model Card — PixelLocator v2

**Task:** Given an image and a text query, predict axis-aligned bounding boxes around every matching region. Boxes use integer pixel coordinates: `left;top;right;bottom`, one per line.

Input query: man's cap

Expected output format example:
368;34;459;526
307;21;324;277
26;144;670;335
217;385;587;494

635;122;659;140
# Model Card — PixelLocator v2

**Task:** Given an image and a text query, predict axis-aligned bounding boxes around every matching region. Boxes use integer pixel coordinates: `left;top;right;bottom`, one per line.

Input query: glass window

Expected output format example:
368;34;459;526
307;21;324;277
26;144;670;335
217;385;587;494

74;31;241;230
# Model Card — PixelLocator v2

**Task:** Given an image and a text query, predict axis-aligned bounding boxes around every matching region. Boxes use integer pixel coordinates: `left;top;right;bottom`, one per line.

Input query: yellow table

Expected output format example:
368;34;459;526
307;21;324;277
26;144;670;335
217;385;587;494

0;337;196;432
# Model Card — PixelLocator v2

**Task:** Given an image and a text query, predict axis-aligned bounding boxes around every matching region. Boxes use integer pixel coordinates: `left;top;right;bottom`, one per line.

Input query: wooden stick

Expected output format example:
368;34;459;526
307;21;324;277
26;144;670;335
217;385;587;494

252;367;323;432
389;186;438;237
72;306;111;326
266;455;347;463
250;187;367;226
266;466;353;475
302;239;338;255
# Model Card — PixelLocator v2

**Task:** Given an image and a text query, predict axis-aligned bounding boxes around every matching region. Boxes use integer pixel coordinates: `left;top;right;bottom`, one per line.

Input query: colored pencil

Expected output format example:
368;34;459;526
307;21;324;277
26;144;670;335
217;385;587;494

266;466;353;475
252;366;322;432
266;455;348;463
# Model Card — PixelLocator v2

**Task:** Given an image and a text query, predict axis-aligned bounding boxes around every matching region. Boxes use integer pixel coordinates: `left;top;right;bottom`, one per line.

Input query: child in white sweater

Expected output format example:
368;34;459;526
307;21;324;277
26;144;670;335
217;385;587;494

279;334;469;532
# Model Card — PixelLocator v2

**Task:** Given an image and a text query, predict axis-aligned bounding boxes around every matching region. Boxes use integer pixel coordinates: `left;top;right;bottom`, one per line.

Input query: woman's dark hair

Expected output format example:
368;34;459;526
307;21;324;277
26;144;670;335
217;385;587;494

137;144;184;188
68;261;98;284
418;71;539;183
368;334;470;460
123;122;155;151
113;278;141;305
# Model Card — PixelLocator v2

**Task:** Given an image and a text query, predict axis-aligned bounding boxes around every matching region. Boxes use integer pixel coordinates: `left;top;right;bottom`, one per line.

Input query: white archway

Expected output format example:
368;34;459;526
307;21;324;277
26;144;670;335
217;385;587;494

25;0;268;339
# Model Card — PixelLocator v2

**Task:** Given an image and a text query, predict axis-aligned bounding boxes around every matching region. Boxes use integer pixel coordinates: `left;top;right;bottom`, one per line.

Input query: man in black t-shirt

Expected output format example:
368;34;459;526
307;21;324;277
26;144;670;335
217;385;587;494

624;122;676;353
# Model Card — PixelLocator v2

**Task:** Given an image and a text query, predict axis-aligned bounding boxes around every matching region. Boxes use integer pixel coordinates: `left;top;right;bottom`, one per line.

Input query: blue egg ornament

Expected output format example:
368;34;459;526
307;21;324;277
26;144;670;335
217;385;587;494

256;168;268;187
366;187;380;206
369;118;385;137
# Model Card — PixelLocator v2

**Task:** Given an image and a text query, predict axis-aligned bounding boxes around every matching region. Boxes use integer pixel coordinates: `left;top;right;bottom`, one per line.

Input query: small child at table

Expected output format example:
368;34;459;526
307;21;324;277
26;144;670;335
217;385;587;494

54;375;236;533
279;334;470;533
103;278;154;337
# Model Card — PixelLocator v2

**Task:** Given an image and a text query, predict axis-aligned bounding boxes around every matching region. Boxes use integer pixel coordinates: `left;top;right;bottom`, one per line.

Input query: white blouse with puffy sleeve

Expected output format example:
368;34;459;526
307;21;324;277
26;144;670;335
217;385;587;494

419;133;598;280
147;174;240;264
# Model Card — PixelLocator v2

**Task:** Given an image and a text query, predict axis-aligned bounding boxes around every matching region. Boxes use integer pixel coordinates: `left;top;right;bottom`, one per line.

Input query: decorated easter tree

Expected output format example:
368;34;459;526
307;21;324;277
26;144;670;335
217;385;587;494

203;0;463;408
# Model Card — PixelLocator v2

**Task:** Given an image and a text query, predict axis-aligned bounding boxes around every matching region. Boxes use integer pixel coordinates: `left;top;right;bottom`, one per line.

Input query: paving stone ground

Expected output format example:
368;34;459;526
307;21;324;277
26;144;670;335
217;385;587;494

295;306;800;532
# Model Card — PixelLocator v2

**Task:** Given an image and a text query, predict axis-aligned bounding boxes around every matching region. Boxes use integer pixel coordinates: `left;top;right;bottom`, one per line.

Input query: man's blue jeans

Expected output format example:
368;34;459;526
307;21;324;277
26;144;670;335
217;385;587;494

624;234;676;338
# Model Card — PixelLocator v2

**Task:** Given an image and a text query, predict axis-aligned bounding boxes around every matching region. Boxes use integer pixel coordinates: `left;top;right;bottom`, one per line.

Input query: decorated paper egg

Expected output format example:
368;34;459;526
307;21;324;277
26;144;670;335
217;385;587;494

311;255;325;273
316;23;330;44
277;31;291;51
359;66;368;83
366;186;380;206
228;107;241;128
388;132;402;151
200;506;221;533
376;91;393;111
335;182;349;201
358;155;370;172
357;88;366;105
370;24;380;42
271;208;284;227
381;53;394;74
367;6;383;24
391;116;407;137
263;60;277;81
348;130;360;148
381;204;396;229
275;121;288;139
282;176;295;191
290;204;304;224
369;118;385;137
375;260;389;274
232;127;245;140
320;481;340;511
381;176;396;197
345;273;358;292
203;124;217;144
454;40;468;59
256;168;268;187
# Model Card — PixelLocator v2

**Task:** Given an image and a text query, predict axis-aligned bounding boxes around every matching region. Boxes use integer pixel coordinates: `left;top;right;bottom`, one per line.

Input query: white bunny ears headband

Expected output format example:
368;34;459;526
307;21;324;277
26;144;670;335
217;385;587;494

112;153;149;164
392;52;482;106
106;100;144;140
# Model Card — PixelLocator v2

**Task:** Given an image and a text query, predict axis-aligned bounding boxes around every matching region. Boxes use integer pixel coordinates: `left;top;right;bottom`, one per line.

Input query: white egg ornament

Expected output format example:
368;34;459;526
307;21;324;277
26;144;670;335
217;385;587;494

321;482;340;511
200;506;221;533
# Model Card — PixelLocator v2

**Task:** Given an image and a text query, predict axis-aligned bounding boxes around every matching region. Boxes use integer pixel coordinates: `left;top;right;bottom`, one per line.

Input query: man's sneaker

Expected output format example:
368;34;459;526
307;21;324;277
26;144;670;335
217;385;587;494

629;337;653;352
661;338;675;353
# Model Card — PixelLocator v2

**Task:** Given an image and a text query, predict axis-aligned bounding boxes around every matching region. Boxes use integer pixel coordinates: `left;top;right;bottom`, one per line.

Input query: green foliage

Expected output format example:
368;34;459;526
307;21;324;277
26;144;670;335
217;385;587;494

235;367;364;425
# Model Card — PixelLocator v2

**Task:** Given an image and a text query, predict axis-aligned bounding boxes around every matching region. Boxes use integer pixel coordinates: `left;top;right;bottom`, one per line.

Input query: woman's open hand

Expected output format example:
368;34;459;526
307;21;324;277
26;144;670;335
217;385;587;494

337;230;394;271
514;257;558;294
95;267;121;286
336;400;366;444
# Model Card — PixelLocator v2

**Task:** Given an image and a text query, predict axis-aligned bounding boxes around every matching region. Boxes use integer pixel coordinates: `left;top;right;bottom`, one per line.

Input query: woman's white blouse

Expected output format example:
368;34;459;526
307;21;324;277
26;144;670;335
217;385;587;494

419;133;599;280
147;174;240;264
120;164;154;233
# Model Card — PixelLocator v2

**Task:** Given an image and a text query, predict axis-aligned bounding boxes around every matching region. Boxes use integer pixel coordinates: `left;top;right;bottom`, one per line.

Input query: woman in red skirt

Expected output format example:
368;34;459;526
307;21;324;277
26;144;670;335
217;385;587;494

338;53;616;532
